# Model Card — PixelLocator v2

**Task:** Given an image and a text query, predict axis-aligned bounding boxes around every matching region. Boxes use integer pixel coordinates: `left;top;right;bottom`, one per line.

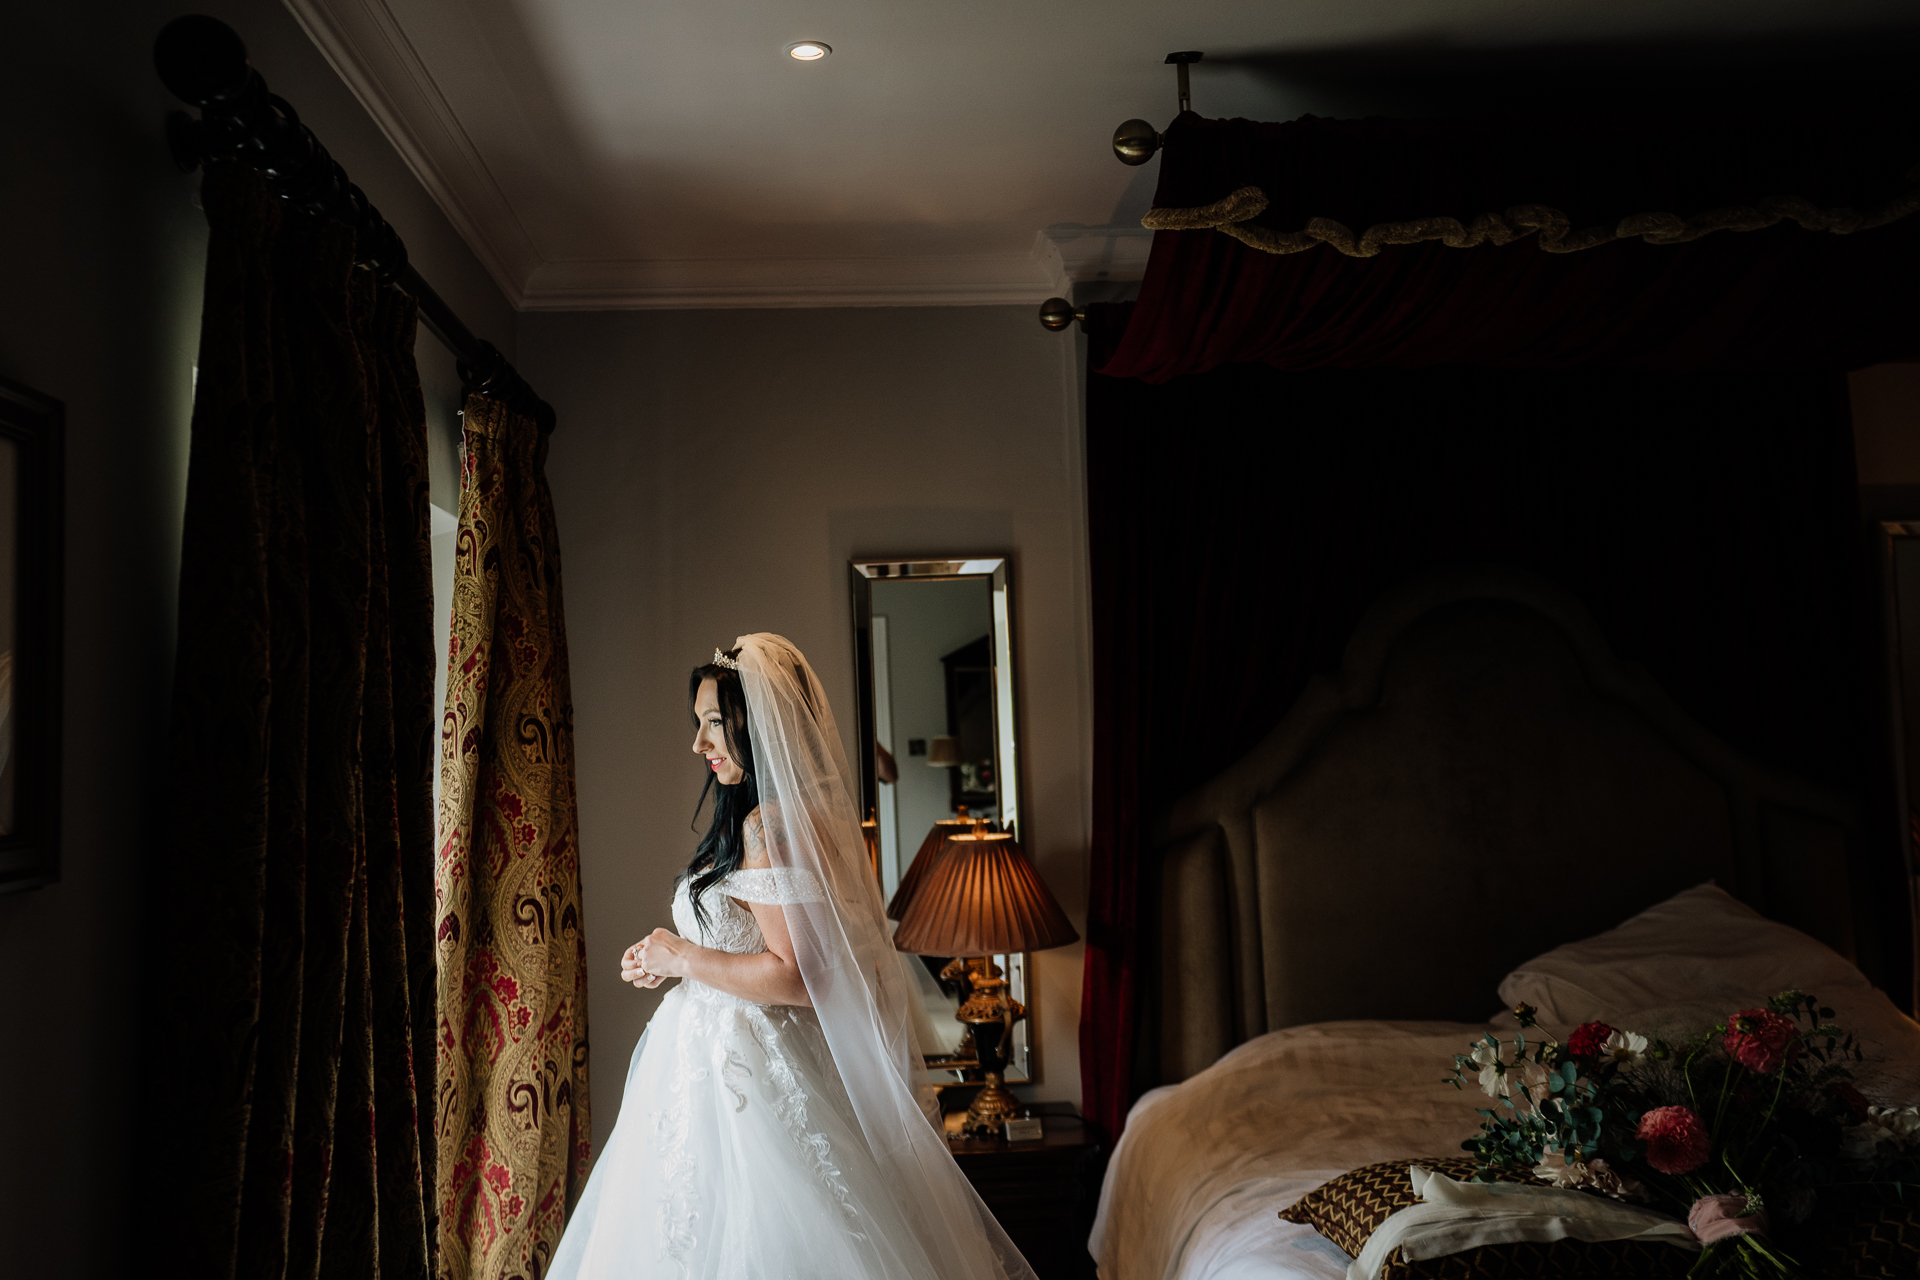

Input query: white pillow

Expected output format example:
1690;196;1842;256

1496;882;1875;1030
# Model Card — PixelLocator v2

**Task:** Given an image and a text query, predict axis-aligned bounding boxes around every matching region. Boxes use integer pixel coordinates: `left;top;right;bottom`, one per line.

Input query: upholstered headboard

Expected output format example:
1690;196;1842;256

1145;565;1869;1085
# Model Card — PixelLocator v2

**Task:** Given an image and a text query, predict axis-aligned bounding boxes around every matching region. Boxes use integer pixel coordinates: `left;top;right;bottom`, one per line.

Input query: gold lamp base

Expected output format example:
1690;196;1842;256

961;1073;1022;1138
951;958;1026;1139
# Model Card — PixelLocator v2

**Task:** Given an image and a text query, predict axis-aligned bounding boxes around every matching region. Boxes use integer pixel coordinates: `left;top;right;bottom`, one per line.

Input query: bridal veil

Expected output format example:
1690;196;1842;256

731;633;1038;1280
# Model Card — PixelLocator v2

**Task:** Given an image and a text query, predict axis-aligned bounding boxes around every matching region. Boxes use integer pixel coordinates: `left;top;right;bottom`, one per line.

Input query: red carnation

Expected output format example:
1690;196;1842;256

1567;1021;1616;1060
1724;1008;1799;1075
1637;1105;1712;1174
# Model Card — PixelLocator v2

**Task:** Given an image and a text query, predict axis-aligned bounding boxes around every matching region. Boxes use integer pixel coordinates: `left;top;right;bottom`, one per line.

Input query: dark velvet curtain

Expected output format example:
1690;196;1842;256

153;162;438;1279
1081;364;1893;1140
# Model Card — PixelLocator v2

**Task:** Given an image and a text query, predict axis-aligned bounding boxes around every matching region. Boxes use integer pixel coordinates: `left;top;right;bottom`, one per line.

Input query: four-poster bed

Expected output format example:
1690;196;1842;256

1073;98;1920;1278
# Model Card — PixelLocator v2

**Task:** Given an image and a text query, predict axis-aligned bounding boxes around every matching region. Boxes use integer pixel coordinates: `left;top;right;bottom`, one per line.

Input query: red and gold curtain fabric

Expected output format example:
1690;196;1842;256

435;394;589;1280
154;162;438;1279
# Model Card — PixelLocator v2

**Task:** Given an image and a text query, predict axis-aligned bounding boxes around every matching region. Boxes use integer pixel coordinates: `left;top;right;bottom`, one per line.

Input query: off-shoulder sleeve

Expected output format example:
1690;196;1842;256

722;866;827;906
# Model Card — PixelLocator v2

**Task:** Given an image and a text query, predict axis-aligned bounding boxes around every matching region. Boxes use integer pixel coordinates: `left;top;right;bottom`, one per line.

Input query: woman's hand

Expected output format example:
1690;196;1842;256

619;935;670;989
629;928;698;985
619;918;806;1008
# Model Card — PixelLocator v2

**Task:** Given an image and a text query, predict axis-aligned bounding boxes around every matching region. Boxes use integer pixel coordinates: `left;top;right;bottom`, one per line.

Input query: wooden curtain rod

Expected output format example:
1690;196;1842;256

153;14;555;434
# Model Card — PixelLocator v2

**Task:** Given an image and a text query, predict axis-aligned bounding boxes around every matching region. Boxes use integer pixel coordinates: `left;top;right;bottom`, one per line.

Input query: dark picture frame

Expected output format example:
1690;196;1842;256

0;375;63;893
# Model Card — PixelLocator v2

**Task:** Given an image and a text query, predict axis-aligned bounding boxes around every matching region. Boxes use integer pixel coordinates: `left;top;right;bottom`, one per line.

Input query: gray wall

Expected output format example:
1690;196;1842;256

0;3;509;1275
518;305;1092;1147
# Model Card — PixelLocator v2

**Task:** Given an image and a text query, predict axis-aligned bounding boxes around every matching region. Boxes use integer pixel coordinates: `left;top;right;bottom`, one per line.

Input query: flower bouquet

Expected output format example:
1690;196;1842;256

1443;991;1920;1277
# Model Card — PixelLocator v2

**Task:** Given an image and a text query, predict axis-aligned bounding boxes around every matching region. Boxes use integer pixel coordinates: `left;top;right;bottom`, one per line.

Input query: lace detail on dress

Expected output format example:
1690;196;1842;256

653;985;701;1276
673;876;765;955
720;866;827;906
748;1014;869;1243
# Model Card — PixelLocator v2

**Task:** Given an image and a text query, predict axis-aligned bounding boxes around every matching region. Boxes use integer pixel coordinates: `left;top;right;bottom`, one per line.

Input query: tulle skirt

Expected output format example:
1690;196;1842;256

549;980;952;1280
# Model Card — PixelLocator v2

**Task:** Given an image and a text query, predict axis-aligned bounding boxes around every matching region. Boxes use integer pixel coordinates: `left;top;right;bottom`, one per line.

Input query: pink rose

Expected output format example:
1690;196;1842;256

1636;1105;1712;1174
1724;1008;1798;1074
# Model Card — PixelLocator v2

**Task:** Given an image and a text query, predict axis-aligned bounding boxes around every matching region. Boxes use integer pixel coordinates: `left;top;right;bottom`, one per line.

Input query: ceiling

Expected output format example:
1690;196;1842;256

284;0;1920;310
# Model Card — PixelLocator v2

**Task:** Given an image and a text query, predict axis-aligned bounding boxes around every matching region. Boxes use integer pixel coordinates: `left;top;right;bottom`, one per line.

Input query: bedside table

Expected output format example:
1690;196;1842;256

946;1103;1106;1280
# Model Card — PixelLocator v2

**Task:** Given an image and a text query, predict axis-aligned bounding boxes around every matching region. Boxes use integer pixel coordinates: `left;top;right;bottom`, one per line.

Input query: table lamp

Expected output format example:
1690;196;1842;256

885;808;980;921
893;830;1079;1137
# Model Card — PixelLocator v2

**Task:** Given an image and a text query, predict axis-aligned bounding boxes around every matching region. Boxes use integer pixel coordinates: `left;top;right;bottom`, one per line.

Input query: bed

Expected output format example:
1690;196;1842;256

1088;565;1920;1280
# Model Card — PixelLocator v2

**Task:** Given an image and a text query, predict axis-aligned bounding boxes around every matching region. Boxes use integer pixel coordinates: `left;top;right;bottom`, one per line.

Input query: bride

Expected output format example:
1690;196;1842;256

548;634;1039;1280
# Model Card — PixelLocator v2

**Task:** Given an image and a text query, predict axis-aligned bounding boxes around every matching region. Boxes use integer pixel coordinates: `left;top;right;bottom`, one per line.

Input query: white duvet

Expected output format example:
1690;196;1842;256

1088;880;1920;1280
1090;1019;1500;1280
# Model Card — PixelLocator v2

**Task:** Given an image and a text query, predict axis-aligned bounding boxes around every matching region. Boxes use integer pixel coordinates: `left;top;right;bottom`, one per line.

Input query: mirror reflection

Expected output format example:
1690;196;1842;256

849;557;1033;1082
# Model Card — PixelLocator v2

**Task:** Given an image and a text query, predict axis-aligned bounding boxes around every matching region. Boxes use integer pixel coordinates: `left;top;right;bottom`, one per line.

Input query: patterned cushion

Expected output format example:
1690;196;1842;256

1277;1159;1686;1276
1801;1199;1920;1280
1281;1159;1919;1278
1278;1158;1514;1257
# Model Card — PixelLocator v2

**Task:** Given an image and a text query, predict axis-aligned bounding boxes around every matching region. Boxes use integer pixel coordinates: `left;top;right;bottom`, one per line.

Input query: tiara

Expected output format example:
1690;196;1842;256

712;648;742;671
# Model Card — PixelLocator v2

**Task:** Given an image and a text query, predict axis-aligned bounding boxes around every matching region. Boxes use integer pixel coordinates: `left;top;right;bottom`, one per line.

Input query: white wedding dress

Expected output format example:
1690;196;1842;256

550;633;1035;1280
549;867;965;1279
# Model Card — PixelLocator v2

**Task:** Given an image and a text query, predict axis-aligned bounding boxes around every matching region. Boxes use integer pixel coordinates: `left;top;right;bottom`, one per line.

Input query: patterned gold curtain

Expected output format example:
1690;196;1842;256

155;161;438;1279
435;394;589;1279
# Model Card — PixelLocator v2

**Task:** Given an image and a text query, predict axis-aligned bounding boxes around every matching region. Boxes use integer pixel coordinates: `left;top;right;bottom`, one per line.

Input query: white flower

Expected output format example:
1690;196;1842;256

1838;1106;1920;1158
1600;1029;1649;1068
1532;1149;1581;1187
1509;1060;1553;1109
1531;1149;1644;1201
1585;1158;1645;1202
1471;1041;1508;1098
1870;1105;1920;1142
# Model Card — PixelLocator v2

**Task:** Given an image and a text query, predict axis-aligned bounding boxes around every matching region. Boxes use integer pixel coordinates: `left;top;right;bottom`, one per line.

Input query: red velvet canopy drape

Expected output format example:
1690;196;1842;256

1079;106;1920;1142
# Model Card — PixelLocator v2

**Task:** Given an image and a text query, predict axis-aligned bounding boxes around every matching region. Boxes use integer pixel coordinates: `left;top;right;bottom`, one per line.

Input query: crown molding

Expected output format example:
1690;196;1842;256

281;2;1146;312
1032;224;1155;295
282;0;538;305
521;255;1062;311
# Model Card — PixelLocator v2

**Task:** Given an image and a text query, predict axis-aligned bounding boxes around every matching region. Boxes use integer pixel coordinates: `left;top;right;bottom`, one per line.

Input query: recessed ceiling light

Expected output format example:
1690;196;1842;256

785;41;831;61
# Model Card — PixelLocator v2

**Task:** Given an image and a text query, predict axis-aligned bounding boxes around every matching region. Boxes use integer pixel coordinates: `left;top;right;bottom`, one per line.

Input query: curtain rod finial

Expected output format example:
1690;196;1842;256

155;15;251;106
1113;118;1161;165
1038;298;1086;332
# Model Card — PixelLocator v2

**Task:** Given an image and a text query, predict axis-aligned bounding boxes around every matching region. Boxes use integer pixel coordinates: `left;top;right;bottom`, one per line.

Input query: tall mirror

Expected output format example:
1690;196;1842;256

849;557;1034;1082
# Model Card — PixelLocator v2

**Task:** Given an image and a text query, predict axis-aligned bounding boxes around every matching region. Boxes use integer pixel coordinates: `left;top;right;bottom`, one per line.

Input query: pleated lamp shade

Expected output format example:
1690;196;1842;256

893;831;1080;956
885;814;981;921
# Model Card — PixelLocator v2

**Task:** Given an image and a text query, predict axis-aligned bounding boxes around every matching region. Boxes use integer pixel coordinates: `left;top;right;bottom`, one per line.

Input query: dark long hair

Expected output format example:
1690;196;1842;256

684;650;758;934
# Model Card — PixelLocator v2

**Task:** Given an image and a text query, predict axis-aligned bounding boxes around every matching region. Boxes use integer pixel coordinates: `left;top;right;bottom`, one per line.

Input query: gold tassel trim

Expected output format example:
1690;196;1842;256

1146;187;1920;257
1141;186;1269;230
